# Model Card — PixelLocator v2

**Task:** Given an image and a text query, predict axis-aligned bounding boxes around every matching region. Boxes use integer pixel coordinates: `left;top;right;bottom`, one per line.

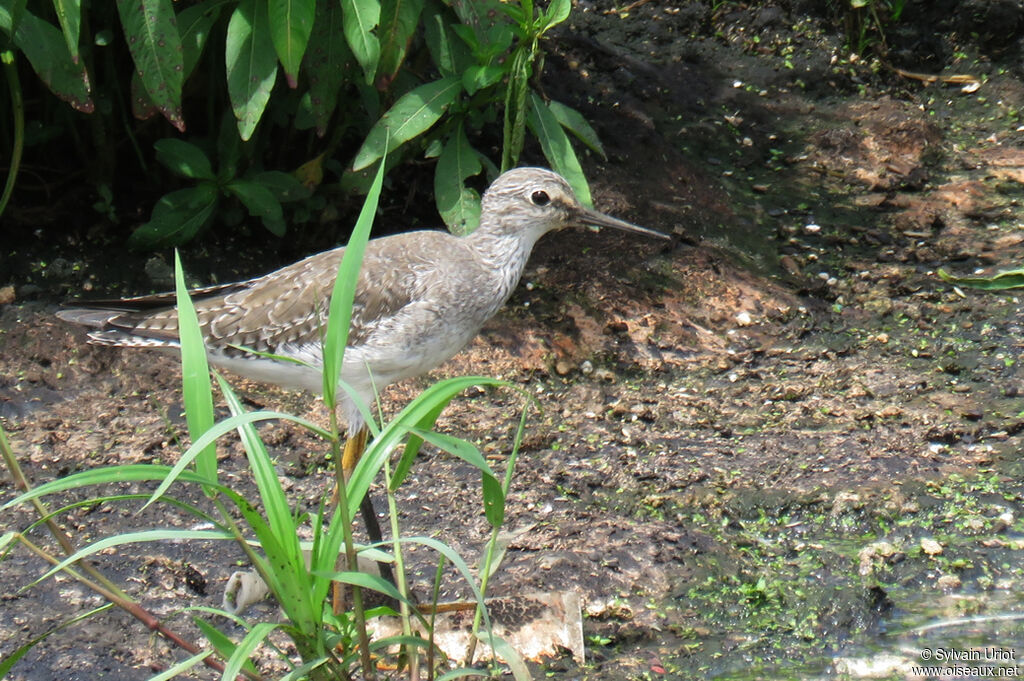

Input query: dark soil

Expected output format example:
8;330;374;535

4;2;1024;680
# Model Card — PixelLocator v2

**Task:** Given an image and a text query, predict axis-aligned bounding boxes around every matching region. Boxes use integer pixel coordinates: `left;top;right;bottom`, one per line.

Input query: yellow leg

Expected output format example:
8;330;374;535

342;426;369;482
333;425;370;615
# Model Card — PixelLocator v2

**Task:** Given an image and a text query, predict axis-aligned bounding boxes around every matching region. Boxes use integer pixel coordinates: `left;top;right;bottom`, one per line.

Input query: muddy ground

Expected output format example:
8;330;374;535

4;1;1024;679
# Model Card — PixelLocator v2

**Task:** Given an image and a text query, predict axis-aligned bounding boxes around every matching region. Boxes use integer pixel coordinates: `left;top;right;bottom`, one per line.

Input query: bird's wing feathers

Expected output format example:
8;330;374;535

61;232;451;355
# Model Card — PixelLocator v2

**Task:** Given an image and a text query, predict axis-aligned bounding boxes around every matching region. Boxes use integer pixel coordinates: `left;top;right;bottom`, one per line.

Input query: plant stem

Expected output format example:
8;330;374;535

0;51;25;218
383;458;418;681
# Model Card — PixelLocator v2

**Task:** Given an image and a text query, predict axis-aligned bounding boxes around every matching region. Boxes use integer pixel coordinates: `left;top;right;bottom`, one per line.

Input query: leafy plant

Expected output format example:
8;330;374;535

840;0;906;55
129;137;312;249
1;0;606;242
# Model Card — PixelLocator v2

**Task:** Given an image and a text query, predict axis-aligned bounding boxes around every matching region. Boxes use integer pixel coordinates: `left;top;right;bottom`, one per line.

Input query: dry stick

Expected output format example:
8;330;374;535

15;534;262;681
0;429;263;681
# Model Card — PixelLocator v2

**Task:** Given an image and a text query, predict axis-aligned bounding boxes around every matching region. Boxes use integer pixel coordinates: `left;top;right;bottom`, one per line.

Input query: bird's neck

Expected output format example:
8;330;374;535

463;220;548;310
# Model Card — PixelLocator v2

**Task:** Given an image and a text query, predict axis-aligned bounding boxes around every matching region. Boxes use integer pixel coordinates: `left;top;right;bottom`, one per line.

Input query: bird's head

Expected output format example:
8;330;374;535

479;167;670;243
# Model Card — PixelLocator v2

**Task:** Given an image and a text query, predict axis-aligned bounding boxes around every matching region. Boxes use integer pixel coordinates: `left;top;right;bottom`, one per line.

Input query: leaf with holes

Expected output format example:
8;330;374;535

306;0;351;135
117;0;184;130
130;3;221;120
0;5;93;112
376;0;423;88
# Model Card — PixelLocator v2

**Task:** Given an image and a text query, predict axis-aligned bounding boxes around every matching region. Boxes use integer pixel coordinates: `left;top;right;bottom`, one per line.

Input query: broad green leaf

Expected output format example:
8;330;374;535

547;99;605;158
461;63;503;95
174;251;217;486
376;0;424;86
129;183;219;248
447;0;505;33
177;2;221;75
225;178;285;235
423;9;475;73
226;0;278;140
306;0;351;135
154;138;215;179
541;0;571;31
937;267;1024;290
254;170;311;202
434;125;481;235
527;92;592;206
0;5;92;112
51;0;80;62
117;0;184;131
352;76;462;170
341;0;380;85
268;0;314;87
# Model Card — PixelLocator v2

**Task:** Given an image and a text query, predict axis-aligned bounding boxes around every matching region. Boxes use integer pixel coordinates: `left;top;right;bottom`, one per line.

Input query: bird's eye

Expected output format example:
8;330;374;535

531;190;550;206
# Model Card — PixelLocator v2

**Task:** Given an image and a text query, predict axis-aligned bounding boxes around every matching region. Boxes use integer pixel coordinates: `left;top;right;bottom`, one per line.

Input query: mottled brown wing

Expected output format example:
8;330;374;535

126;232;439;352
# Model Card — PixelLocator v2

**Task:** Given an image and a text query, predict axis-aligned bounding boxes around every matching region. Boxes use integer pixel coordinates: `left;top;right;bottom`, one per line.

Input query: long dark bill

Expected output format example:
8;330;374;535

578;206;671;241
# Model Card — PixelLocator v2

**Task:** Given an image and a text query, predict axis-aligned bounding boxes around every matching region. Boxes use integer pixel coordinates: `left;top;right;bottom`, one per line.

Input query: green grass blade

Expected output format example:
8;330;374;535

347;376;513;521
2;464;220;511
222;621;278;681
147;649;214;681
142;410;331;509
479;633;532;681
215;374;318;633
938;267;1024;290
322;141;387;408
33;529;234;586
409;428;504;527
174;250;218;487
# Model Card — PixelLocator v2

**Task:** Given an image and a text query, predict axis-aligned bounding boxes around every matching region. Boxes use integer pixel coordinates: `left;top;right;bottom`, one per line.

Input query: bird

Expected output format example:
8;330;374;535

58;167;669;541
